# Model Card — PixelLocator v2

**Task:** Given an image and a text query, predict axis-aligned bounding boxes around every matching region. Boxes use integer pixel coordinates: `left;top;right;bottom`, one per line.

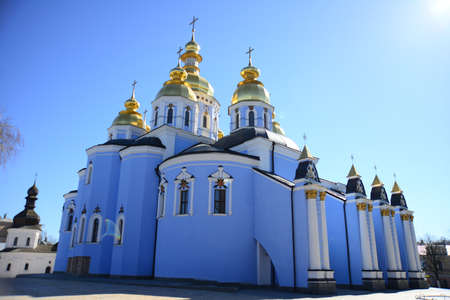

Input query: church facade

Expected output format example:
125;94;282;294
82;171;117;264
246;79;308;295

54;24;427;293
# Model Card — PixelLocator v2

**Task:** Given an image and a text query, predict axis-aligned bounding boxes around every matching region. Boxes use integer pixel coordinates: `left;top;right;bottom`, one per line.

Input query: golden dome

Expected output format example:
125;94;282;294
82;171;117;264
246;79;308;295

231;65;270;105
218;129;224;139
112;85;149;131
155;66;197;101
272;121;285;136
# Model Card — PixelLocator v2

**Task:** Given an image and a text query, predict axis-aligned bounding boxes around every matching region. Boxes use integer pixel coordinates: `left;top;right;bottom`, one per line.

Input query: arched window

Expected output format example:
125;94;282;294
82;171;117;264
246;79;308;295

79;217;86;243
184;109;190;127
157;180;167;218
86;162;93;185
116;218;124;245
235;112;240;129
248;110;255;127
264;113;268;129
24;263;29;270
179;181;189;215
66;210;74;231
202;113;209;128
154;109;158;127
167;106;173;124
6;264;11;271
26;237;30;246
214;182;227;214
91;218;99;243
13;237;18;246
71;225;77;248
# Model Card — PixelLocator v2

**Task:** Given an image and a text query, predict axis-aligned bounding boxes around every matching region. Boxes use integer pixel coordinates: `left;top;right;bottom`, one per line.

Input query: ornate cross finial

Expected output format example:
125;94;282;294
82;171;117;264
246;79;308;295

177;47;183;66
246;46;254;66
374;165;377;173
393;172;397;180
34;173;38;185
143;109;148;123
131;80;137;99
351;154;355;164
303;133;307;143
189;16;199;32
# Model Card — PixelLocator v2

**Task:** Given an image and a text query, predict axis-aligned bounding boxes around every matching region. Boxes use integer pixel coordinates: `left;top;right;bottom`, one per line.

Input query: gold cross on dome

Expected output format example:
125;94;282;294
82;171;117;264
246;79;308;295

177;47;183;66
246;46;254;66
132;80;137;88
189;16;199;32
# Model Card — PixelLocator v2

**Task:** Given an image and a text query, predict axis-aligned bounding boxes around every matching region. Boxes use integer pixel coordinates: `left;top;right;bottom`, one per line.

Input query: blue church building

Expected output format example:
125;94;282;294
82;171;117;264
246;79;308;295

54;23;427;293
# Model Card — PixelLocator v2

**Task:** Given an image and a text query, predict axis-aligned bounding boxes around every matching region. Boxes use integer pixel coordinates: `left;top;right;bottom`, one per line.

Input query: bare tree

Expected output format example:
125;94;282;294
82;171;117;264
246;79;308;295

423;235;447;288
0;110;23;166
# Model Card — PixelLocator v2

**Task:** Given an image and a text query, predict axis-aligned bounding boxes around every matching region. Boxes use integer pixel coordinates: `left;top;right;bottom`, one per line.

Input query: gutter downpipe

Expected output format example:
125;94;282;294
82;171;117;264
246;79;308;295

343;199;353;288
290;186;297;290
152;166;161;279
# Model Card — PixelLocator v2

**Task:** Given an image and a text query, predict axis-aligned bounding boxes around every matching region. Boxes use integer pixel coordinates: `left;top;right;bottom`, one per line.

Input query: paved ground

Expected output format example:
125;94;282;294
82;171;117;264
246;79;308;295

0;277;449;299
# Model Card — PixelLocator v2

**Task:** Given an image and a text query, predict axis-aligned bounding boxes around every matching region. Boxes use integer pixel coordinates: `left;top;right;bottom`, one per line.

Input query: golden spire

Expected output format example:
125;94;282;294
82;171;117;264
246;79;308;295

371;175;383;187
347;164;360;178
299;145;313;160
391;181;402;193
189;16;199;41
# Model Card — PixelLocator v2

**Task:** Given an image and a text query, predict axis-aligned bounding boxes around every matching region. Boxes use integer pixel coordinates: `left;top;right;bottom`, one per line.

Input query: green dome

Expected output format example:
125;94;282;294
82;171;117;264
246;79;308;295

232;82;270;104
186;73;214;96
155;83;197;101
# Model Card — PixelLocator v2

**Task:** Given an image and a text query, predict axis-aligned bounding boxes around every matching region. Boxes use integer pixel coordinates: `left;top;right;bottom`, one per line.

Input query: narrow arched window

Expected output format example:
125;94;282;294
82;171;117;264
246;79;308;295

202;113;209;128
214;183;227;214
158;185;166;218
86;163;93;185
179;181;189;215
6;264;11;271
117;219;124;245
24;263;29;270
13;237;18;246
184;109;190;127
235;113;240;129
26;237;31;246
167;106;173;124
71;226;77;247
91;218;99;243
264;113;268;129
154;109;158;127
79;217;86;243
66;211;73;231
249;110;255;127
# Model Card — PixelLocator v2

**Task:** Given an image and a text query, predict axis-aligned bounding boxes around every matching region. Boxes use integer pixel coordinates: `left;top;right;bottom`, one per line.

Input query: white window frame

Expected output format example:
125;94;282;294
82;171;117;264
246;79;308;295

202;112;210;129
85;162;93;185
78;215;86;244
115;215;125;245
208;166;234;216
157;177;168;218
235;111;240;129
173;167;195;216
87;214;102;244
184;107;191;128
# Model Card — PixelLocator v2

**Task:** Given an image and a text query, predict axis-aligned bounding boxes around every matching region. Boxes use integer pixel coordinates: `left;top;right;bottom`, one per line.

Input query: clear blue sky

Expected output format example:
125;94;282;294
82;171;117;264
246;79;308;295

1;0;449;242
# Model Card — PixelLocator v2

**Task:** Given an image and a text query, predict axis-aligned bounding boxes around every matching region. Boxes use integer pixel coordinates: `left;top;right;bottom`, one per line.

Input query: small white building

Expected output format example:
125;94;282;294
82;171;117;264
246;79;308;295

0;215;13;250
0;182;56;278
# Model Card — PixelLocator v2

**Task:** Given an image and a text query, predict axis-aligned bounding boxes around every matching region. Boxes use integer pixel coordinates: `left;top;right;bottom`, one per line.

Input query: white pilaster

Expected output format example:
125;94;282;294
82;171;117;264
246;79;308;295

368;205;379;270
306;190;322;270
401;214;418;271
381;209;397;270
409;217;421;270
319;192;330;269
357;202;373;270
390;213;402;270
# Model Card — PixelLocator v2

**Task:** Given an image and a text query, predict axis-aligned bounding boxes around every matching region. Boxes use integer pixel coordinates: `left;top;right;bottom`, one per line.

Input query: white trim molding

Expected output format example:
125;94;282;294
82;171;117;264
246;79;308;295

173;167;195;216
208;166;234;216
119;145;165;159
157;176;168;219
87;214;102;244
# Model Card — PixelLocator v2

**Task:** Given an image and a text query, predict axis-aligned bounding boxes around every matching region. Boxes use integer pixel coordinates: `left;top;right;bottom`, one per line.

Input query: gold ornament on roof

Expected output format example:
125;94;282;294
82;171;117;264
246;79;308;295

299;144;313;160
371;174;383;187
112;81;150;131
391;181;402;194
347;164;360;178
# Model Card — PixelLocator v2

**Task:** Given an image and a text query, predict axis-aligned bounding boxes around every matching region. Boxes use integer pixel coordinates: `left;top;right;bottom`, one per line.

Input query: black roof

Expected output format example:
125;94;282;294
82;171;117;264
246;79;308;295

253;168;294;187
295;160;320;182
391;193;407;208
102;137;165;149
178;143;259;159
370;186;389;203
213;127;298;150
346;177;366;196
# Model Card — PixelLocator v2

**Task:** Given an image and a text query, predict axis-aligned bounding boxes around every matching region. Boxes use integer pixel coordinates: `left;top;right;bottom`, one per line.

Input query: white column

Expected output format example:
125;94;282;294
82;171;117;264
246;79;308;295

401;214;418;271
390;212;402;270
357;202;373;270
319;192;330;269
306;190;322;270
381;209;397;270
409;216;421;270
368;204;379;270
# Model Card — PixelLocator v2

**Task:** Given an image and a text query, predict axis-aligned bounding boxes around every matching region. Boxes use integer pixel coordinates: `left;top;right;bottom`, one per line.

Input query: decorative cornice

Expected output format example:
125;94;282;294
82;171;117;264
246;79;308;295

86;145;125;157
120;145;165;159
356;202;367;211
401;214;410;221
319;191;326;201
368;204;373;212
380;209;390;216
390;210;395;217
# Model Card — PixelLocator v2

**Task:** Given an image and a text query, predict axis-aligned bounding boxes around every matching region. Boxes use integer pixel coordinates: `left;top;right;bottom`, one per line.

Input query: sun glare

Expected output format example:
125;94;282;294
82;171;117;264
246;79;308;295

428;0;450;17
